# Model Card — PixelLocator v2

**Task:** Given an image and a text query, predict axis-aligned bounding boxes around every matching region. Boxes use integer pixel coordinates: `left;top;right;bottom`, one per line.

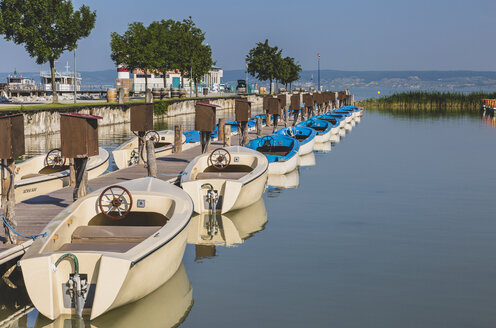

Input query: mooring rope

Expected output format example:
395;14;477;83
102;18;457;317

2;215;47;241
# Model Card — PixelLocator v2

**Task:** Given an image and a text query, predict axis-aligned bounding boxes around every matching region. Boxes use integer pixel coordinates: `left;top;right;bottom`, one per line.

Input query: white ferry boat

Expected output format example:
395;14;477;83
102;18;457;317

40;63;81;92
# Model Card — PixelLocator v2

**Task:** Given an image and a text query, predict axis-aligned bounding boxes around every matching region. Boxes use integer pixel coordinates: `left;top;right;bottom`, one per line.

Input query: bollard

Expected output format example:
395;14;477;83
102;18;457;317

224;125;231;147
256;117;262;137
146;139;157;177
174;125;183;153
218;118;225;141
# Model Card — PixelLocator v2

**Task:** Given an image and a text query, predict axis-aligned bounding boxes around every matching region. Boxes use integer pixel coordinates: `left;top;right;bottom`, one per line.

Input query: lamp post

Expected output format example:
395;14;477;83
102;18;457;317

73;48;77;104
317;53;320;91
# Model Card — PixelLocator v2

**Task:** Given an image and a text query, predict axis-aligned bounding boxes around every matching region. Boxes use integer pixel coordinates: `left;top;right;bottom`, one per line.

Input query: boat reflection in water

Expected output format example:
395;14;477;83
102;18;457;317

298;152;316;167
267;169;300;190
313;141;332;153
188;198;268;260
34;263;193;328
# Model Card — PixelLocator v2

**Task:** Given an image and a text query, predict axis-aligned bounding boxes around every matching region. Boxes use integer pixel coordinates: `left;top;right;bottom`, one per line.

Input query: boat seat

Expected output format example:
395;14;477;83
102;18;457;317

58;243;136;253
71;226;161;244
195;172;249;180
21;173;44;180
260;151;289;156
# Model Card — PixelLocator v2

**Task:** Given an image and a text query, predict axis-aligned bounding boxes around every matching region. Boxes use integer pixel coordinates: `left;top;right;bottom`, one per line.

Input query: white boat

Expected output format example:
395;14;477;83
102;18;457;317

187;198;267;249
35;263;193;328
112;130;186;170
313;141;332;153
15;147;109;202
19;177;194;320
245;135;300;175
181;146;268;214
267;169;300;189
298;152;316;167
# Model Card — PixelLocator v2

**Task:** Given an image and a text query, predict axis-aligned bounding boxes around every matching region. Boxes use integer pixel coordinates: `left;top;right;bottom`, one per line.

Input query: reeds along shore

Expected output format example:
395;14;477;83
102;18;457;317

358;91;496;111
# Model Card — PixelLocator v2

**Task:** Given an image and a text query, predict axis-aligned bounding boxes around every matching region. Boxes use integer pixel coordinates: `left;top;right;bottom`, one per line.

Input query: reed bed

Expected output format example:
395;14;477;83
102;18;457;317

358;91;496;112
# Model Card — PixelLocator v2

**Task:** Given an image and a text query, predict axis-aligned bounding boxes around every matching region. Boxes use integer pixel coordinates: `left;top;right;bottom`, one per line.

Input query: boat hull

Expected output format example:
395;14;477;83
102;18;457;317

268;152;298;175
15;148;109;203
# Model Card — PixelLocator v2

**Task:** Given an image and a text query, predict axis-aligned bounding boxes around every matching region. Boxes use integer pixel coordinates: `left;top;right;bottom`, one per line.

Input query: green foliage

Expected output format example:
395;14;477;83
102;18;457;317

246;39;282;93
111;17;213;94
110;22;156;90
277;56;301;89
148;19;178;88
153;101;169;116
0;0;96;102
360;91;496;111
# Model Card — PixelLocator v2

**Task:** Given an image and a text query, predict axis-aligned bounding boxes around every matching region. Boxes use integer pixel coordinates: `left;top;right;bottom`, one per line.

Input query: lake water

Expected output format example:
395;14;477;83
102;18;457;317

2;109;496;327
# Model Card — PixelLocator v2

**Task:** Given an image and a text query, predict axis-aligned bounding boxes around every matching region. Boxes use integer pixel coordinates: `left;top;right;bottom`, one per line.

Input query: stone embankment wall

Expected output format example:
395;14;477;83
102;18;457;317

8;95;263;136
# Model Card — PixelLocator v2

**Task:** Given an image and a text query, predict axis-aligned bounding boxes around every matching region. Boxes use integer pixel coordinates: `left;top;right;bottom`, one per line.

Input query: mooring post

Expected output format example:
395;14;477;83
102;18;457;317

174;125;183;153
241;122;249;146
137;131;145;164
73;158;89;201
224;125;231;147
118;88;125;105
145;89;153;103
69;158;76;187
1;159;17;244
218;118;225;141
256;117;262;137
146;140;157;177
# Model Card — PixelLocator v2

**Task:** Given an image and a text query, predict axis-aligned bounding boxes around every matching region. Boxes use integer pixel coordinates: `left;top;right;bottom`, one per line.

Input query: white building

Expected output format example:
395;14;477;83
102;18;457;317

116;66;223;93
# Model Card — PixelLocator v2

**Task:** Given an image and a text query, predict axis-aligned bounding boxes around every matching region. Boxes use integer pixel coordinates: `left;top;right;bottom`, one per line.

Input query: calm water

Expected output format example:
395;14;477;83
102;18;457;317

2;109;496;327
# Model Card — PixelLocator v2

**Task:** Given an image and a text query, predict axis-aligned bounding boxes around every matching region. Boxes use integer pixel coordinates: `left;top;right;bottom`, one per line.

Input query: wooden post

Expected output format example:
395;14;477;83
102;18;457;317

224;125;231;147
69;158;76;187
174;125;183;153
145;89;153;103
73;158;89;201
241;122;249;146
256;117;262;137
146;140;157;177
218;118;225;141
137;131;145;164
1;159;17;244
118;88;125;104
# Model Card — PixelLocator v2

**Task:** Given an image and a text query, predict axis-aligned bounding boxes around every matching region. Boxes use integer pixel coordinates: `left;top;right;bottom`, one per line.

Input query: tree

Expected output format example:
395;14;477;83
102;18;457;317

111;22;156;93
190;43;213;96
148;19;178;89
0;0;96;103
279;57;301;91
246;39;282;94
175;17;208;89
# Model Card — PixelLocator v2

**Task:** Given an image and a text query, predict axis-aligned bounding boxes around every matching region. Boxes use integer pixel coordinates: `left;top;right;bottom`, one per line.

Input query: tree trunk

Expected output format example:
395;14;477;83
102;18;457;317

269;78;272;94
163;74;167;89
50;58;58;103
181;72;184;89
145;73;149;93
195;78;199;97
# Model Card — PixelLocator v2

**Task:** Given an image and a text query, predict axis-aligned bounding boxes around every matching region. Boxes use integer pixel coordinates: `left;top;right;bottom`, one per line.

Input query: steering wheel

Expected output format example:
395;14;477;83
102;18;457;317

145;130;160;145
208;148;231;170
98;185;133;219
260;136;275;149
44;148;66;168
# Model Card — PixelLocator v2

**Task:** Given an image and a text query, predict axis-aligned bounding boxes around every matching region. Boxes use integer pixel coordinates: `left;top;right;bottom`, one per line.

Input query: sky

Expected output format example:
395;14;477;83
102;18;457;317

0;0;495;73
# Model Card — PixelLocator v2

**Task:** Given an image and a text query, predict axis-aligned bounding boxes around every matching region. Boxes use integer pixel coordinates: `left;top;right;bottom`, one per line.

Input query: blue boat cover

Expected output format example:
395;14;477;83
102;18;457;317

245;135;299;163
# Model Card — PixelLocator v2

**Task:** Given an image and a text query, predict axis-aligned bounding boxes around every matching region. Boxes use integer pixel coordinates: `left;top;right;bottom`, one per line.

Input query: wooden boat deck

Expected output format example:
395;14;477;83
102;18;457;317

0;121;288;253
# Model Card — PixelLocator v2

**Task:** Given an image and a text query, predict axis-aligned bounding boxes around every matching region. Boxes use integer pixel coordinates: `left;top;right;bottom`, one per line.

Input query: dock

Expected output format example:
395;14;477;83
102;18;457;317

0;121;290;264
